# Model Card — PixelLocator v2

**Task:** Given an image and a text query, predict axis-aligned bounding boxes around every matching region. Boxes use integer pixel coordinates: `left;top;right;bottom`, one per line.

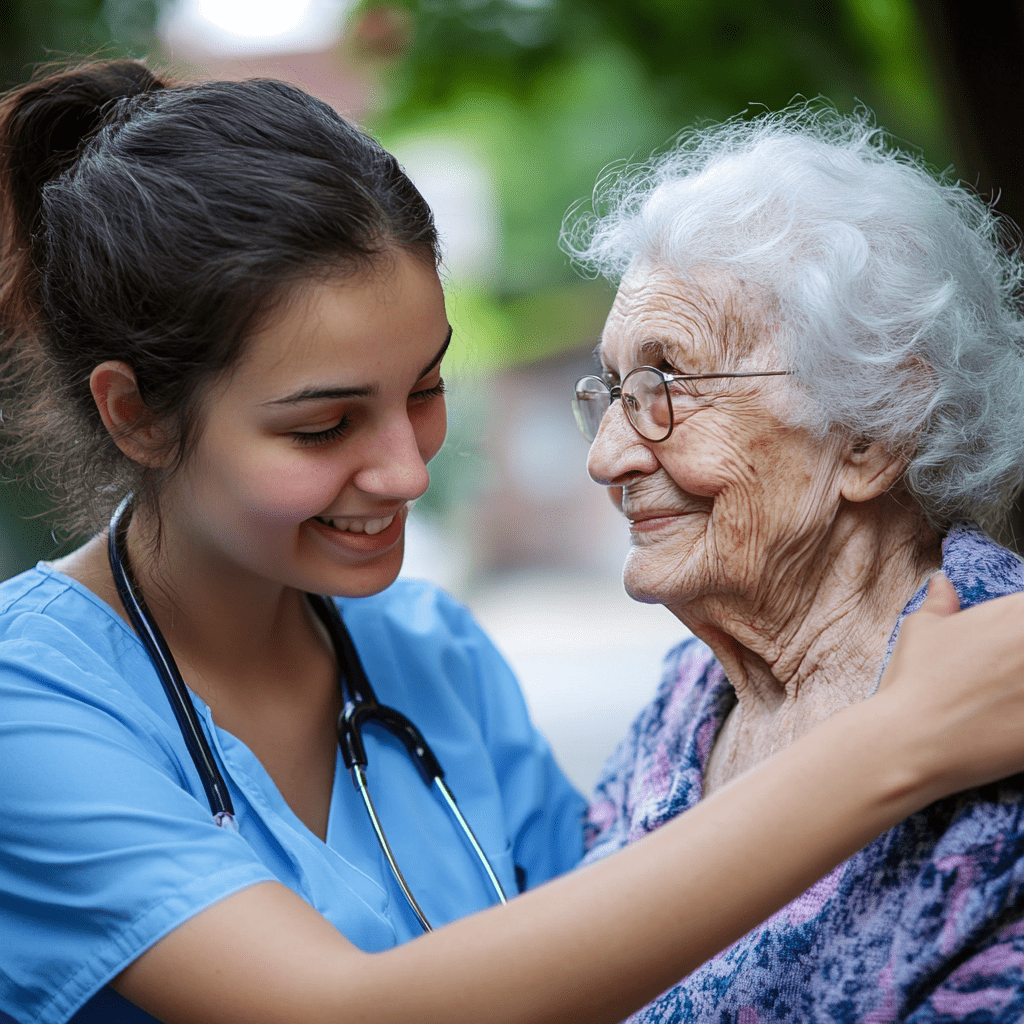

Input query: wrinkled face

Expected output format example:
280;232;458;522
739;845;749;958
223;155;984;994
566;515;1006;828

158;251;449;599
587;263;849;617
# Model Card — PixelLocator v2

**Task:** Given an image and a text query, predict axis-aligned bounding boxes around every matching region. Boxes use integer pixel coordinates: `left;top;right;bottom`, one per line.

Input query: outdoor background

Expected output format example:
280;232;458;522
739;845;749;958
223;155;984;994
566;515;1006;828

1;0;1019;791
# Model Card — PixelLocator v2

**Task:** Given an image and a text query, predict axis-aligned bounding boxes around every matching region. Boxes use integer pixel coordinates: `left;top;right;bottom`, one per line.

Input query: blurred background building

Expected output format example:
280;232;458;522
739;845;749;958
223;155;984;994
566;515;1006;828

1;0;1021;791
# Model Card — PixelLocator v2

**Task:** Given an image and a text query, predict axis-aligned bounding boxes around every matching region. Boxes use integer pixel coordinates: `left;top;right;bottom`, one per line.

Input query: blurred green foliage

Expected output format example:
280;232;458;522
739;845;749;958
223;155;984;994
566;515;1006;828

355;0;953;521
362;0;949;365
364;0;946;290
0;0;159;87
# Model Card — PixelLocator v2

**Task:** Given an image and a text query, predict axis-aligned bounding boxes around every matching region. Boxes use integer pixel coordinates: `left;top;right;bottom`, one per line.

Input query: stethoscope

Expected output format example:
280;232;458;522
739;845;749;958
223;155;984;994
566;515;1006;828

107;496;508;931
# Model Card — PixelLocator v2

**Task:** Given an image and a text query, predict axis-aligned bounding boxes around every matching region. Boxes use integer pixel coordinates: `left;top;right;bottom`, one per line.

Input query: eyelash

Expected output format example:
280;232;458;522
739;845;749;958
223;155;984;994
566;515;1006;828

411;379;446;402
291;379;445;447
292;416;352;447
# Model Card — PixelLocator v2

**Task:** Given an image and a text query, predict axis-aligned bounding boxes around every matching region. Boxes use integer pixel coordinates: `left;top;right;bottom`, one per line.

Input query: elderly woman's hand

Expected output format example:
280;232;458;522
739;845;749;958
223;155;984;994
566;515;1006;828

873;573;1024;799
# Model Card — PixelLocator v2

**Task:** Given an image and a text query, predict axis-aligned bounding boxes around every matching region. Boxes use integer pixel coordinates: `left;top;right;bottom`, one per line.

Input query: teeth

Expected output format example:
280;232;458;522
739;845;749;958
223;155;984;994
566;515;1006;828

315;511;399;535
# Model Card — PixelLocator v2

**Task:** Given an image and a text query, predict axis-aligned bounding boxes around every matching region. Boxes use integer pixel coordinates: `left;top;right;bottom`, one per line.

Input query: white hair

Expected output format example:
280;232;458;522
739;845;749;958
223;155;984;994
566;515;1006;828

561;106;1024;531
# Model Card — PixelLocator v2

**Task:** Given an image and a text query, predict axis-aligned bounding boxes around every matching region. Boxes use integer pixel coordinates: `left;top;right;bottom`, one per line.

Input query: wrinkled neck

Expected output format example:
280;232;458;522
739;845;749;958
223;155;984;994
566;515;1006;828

672;497;941;718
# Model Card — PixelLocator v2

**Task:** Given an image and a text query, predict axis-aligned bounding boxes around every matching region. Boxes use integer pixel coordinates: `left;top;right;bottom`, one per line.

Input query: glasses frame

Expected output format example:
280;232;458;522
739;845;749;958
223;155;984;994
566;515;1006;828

573;366;794;443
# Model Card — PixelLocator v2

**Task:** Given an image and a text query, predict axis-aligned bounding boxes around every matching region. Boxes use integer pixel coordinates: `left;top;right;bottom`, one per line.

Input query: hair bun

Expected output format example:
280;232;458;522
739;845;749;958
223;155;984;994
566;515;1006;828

0;60;166;240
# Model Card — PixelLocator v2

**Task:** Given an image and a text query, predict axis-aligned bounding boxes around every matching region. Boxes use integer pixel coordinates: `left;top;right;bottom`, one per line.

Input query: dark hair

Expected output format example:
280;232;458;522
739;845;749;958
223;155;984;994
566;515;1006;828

0;60;439;533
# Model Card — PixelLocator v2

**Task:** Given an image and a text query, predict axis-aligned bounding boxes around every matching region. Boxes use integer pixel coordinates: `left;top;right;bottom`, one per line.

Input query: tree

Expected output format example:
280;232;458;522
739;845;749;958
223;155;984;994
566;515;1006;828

358;0;950;296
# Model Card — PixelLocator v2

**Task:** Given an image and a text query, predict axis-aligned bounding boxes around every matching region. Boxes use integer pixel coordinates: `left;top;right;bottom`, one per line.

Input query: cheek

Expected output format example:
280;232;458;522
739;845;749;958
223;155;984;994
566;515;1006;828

661;426;753;499
416;400;447;465
665;456;730;497
227;447;347;524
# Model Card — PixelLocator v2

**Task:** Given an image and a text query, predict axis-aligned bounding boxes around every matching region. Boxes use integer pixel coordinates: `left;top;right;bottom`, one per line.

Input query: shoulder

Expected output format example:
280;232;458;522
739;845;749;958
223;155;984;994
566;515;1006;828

0;563;176;760
0;563;136;683
606;633;725;765
886;527;1024;658
1;562;127;641
594;634;722;763
632;635;727;743
584;635;726;859
661;634;722;693
1;563;73;627
333;578;495;683
942;524;1024;606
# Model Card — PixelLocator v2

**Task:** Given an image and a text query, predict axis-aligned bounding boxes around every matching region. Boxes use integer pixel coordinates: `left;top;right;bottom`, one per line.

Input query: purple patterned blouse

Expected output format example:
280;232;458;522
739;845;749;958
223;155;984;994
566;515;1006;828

584;525;1024;1023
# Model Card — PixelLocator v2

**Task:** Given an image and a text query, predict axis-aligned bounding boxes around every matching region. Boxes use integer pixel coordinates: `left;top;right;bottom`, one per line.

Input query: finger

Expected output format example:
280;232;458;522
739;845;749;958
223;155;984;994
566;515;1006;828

918;571;960;617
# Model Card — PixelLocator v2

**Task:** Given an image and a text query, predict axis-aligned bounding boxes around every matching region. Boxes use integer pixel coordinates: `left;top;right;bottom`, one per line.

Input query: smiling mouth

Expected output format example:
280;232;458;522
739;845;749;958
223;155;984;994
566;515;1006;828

625;504;712;527
313;509;403;536
626;509;685;524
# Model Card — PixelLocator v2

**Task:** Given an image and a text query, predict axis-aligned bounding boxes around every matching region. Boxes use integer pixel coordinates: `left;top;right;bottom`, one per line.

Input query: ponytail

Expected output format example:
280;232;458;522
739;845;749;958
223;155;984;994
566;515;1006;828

0;60;166;337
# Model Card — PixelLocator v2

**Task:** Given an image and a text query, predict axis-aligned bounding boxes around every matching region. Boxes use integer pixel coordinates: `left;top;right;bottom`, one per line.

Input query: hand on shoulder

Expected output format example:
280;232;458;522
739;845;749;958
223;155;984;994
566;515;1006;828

872;572;1024;798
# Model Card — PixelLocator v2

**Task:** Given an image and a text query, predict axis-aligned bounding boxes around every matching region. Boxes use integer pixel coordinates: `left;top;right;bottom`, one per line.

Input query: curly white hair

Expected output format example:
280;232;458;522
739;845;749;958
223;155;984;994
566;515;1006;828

561;106;1024;531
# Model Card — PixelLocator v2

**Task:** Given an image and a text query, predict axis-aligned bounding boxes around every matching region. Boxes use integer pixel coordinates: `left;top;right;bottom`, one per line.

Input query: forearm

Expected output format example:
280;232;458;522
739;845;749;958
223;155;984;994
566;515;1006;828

118;694;924;1024
372;582;1024;1023
376;697;924;1024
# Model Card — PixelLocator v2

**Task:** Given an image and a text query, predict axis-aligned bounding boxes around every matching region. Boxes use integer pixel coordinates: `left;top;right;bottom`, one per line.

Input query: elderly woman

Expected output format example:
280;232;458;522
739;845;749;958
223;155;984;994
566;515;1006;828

567;109;1024;1022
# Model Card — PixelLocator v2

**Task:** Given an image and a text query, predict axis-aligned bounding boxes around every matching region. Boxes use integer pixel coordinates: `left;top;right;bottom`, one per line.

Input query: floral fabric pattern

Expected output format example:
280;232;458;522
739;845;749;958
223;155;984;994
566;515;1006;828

585;525;1024;1023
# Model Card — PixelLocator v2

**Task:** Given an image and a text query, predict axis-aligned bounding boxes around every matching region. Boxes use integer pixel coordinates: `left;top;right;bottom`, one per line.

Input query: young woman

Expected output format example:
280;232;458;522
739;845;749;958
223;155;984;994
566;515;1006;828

3;60;1024;1024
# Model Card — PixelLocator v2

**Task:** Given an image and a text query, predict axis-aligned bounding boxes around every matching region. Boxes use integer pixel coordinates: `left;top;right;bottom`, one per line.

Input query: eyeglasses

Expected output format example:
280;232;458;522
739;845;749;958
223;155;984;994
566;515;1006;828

572;366;794;443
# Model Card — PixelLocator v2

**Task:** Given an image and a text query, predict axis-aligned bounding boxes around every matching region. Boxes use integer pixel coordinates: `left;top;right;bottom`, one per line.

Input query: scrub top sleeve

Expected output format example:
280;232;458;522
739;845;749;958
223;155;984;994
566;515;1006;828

429;590;587;888
0;640;275;1024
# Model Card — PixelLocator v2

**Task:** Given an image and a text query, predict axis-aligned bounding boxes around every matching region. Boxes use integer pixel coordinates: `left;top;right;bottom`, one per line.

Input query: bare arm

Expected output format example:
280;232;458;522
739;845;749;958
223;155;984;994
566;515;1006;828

114;576;1024;1024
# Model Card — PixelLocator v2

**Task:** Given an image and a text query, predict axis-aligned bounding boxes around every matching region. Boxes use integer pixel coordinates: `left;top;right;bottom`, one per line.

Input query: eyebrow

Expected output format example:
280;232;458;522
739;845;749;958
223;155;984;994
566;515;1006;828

592;336;678;371
418;326;452;379
266;327;452;406
639;338;669;365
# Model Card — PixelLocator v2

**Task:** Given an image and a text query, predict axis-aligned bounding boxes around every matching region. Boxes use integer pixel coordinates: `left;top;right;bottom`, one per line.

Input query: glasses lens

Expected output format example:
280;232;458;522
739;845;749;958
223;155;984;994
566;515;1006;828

622;368;672;442
572;376;610;441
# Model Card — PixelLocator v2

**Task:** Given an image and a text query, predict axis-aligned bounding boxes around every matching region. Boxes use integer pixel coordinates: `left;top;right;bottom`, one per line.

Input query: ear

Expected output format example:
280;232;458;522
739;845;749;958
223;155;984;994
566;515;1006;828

839;436;907;503
89;361;171;469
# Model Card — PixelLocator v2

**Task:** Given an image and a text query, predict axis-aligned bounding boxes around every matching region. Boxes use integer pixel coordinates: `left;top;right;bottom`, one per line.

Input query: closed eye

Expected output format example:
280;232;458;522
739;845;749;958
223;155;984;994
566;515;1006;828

411;379;446;403
291;416;351;447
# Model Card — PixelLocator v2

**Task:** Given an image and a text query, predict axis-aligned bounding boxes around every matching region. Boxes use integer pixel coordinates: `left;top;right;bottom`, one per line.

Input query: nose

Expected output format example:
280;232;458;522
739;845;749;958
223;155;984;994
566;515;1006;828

587;397;661;488
353;413;433;500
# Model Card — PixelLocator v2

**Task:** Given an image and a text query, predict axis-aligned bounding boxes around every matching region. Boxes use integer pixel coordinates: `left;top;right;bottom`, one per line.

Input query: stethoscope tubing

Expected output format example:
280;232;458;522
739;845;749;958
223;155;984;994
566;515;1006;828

109;496;237;827
107;496;508;928
309;593;509;927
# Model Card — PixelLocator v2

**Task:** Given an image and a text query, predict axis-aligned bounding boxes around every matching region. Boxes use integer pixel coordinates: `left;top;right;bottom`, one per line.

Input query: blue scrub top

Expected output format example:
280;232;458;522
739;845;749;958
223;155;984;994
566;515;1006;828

0;566;586;1024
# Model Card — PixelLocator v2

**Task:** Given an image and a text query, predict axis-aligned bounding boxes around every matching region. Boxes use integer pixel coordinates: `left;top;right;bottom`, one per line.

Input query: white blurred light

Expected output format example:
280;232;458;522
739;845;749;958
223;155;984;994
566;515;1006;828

160;0;352;55
392;137;500;285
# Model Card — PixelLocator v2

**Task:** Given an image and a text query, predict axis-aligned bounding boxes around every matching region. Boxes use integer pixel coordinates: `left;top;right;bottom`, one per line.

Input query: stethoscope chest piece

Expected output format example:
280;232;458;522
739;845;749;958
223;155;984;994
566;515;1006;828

310;593;508;931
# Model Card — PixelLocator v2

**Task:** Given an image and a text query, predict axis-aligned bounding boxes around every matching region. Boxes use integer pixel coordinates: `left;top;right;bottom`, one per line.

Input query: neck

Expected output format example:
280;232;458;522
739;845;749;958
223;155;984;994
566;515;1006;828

673;496;941;727
53;501;342;839
122;506;330;712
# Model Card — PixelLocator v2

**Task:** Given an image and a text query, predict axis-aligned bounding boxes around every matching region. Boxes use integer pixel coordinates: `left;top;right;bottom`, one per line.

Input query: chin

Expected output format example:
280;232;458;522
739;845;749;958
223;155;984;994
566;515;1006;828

621;554;674;607
622;580;667;606
308;540;407;599
621;545;706;608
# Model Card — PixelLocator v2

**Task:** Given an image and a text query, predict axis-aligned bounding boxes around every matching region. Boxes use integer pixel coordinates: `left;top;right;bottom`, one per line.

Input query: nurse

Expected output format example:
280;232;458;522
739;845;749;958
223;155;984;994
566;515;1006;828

3;59;1024;1024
